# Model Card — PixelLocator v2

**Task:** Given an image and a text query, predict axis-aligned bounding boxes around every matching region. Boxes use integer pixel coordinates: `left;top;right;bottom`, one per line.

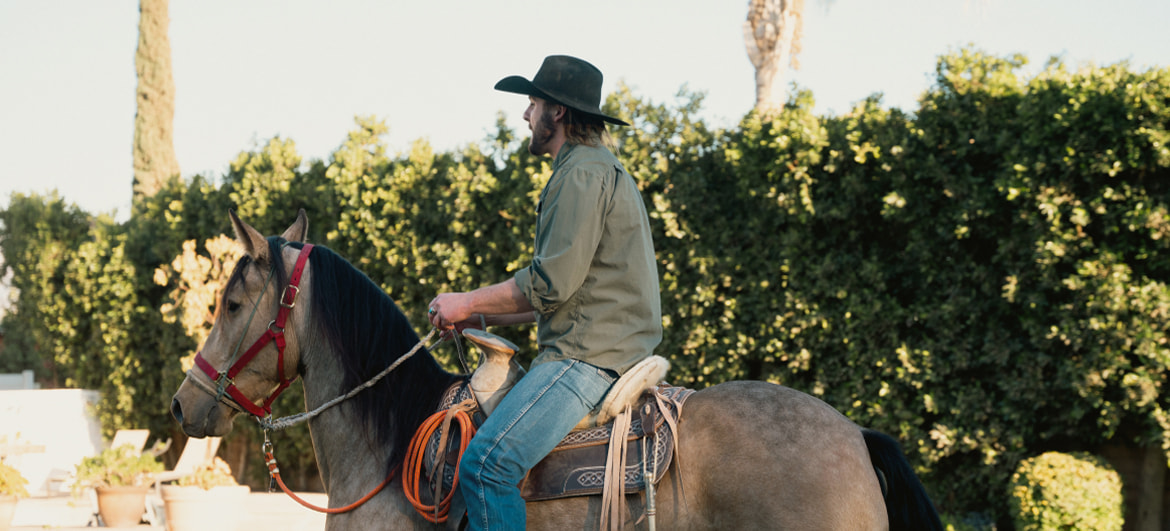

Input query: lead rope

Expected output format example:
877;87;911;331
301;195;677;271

263;429;399;514
258;328;439;514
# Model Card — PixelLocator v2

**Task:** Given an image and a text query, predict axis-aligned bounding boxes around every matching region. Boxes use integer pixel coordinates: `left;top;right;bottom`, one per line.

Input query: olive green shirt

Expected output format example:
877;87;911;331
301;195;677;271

513;142;663;374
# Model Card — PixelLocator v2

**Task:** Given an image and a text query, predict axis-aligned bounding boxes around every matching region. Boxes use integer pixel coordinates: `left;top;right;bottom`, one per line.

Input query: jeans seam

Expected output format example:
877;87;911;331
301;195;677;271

470;359;578;530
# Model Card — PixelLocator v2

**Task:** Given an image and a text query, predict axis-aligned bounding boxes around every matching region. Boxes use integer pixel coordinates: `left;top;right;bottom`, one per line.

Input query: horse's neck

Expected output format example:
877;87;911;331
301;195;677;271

297;325;435;529
302;365;426;529
301;366;391;498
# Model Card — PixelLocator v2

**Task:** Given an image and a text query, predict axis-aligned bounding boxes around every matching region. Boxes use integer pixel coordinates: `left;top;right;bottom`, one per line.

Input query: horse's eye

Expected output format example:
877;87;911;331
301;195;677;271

227;301;242;313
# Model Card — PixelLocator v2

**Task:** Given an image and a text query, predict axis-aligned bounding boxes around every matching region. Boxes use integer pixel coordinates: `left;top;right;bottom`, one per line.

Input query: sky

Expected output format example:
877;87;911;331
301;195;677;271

2;0;1169;224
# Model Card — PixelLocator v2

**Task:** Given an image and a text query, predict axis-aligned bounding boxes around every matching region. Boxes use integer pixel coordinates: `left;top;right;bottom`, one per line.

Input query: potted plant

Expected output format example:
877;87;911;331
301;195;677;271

74;444;163;528
160;457;249;531
0;461;29;531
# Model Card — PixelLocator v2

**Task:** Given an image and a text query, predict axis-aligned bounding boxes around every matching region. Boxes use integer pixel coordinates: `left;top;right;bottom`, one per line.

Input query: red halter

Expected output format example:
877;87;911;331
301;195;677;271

193;244;314;418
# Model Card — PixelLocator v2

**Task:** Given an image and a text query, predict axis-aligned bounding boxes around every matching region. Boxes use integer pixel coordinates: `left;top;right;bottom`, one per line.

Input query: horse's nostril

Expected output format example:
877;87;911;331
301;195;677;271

171;398;184;424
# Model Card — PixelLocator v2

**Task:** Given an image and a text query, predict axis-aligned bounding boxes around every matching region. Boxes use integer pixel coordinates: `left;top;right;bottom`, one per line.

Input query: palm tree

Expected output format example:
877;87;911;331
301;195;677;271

744;0;805;117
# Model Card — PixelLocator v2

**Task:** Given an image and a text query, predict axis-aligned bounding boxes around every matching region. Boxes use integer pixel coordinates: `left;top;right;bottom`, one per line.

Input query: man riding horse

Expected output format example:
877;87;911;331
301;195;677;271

426;55;662;531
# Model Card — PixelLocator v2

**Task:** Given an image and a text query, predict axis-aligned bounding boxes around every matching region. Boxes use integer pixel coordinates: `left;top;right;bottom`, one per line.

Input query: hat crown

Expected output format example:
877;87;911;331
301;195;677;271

493;55;629;126
531;55;603;109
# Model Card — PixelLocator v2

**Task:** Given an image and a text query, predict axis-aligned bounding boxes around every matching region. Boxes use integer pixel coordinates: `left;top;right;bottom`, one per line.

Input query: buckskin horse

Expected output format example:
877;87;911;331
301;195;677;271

170;209;943;530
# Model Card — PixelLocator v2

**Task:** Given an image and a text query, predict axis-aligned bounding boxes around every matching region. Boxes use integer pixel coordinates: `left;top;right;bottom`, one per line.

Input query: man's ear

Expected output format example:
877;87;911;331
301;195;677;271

551;103;568;123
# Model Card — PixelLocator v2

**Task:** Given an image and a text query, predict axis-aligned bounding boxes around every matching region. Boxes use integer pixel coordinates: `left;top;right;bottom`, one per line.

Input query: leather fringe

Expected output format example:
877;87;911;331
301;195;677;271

600;405;633;530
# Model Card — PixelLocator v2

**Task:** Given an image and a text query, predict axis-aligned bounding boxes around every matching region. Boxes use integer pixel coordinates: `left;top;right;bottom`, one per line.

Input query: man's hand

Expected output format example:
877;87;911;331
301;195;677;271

428;293;474;330
427;278;535;333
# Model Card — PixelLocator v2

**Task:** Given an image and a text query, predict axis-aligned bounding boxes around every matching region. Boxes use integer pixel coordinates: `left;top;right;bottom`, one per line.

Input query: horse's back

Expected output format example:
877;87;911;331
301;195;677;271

525;380;889;530
668;380;887;529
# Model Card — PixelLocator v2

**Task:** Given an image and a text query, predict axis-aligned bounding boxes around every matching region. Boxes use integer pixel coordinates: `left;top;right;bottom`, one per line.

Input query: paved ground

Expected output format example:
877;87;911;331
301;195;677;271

9;491;328;530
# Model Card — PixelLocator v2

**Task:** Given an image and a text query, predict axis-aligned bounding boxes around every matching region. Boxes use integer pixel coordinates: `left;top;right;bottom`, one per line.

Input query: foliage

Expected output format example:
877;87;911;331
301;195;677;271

939;512;994;531
1008;452;1124;531
154;235;240;369
0;192;91;383
74;445;164;490
651;48;1167;522
1;47;1167;515
176;457;238;490
0;462;29;498
320;115;544;365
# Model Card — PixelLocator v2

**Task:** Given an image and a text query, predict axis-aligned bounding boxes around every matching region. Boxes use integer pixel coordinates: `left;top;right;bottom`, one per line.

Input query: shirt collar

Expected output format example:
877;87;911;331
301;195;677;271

551;142;579;172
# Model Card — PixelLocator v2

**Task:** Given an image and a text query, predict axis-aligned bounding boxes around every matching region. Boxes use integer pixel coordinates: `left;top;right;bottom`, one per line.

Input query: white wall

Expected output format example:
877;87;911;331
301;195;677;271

0;389;103;494
0;370;38;390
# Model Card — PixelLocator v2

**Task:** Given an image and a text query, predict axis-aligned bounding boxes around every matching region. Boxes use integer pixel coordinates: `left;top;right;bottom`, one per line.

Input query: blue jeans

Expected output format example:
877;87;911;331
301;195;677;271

459;359;618;530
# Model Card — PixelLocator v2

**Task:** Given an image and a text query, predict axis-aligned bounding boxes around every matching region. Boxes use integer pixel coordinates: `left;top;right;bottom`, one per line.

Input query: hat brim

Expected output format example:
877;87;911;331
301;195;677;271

494;76;630;126
494;76;545;99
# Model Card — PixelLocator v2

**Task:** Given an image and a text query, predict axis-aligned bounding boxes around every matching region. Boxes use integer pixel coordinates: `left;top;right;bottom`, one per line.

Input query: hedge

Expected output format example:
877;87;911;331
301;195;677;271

2;48;1167;517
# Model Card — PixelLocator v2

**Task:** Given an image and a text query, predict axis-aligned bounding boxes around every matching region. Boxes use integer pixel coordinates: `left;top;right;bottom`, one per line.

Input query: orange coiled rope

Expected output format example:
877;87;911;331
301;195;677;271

403;399;478;523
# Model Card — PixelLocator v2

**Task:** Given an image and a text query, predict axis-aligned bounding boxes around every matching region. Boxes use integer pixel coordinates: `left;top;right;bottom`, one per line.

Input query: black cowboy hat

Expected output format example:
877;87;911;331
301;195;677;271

494;55;630;126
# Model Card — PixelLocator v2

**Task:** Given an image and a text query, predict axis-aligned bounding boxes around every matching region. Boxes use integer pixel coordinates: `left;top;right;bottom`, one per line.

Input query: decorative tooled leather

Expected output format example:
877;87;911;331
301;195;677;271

420;383;694;502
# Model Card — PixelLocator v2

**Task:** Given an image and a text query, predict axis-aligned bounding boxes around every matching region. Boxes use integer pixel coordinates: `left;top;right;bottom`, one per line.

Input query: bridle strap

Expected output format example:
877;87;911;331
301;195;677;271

193;243;315;418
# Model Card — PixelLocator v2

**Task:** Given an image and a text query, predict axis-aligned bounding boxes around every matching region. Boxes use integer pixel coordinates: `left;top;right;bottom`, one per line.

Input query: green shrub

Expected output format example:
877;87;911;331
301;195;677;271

74;444;164;491
176;457;238;490
940;511;995;531
4;46;1168;508
1008;452;1123;531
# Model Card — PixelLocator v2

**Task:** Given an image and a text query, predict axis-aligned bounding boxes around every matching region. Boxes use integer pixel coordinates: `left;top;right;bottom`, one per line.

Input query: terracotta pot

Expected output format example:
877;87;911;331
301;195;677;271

161;485;250;531
95;485;149;527
0;494;16;531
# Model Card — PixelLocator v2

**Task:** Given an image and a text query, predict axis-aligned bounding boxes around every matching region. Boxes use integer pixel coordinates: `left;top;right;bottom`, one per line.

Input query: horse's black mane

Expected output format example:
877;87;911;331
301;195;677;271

227;237;464;466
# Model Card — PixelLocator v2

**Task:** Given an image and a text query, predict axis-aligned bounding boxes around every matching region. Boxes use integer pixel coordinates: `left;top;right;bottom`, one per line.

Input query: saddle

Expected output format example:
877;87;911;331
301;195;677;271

408;331;695;529
422;380;694;502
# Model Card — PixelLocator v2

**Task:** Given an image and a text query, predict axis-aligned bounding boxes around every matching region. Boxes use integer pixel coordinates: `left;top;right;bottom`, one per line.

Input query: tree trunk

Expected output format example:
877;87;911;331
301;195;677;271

744;0;804;117
1136;444;1165;531
133;0;179;203
1100;442;1166;531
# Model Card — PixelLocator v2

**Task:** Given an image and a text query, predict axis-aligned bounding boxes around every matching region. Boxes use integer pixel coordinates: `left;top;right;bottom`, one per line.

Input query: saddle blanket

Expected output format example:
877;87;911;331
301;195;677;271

423;382;694;502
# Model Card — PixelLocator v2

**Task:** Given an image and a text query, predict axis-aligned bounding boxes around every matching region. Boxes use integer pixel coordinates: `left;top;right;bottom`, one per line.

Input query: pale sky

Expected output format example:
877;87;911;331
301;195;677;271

1;0;1168;222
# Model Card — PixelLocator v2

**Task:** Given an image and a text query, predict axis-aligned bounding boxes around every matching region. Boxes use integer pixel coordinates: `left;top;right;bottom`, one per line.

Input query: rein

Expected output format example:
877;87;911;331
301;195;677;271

258;327;438;431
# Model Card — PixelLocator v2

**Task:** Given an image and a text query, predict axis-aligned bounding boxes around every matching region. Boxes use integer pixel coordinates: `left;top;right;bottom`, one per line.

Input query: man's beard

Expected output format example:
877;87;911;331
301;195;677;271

528;108;557;156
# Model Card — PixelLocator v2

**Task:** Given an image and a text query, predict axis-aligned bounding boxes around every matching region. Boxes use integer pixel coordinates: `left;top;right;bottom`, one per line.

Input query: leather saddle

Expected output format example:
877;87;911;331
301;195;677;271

420;378;694;503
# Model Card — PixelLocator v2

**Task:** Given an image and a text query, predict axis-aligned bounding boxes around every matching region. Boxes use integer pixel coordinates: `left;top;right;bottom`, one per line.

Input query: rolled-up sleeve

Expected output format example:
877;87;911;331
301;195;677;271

514;164;610;314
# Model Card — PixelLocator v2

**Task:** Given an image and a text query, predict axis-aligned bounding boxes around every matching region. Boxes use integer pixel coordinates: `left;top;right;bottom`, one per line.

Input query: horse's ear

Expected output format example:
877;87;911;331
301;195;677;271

281;209;309;243
229;208;270;263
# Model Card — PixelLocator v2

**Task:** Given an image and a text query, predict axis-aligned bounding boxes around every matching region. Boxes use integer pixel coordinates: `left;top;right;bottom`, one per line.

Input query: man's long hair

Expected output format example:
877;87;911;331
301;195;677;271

561;106;617;149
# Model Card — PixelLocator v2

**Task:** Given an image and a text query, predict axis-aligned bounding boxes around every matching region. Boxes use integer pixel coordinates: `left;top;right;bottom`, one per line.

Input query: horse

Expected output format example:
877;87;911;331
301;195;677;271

170;209;943;530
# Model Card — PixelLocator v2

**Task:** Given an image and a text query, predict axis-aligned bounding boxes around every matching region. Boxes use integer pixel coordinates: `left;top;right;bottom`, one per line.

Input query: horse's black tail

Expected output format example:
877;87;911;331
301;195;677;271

862;428;944;531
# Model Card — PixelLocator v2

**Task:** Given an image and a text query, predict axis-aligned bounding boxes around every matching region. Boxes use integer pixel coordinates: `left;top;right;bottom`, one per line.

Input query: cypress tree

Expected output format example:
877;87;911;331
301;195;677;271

132;0;179;203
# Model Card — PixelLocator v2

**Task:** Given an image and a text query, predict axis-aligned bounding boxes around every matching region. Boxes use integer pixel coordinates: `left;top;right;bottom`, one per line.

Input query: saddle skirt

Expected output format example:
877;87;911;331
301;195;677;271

422;382;694;502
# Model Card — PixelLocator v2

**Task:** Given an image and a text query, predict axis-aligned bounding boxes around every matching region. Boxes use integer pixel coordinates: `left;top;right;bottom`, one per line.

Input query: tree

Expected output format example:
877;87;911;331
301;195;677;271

744;0;805;117
0;193;91;384
132;0;180;203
